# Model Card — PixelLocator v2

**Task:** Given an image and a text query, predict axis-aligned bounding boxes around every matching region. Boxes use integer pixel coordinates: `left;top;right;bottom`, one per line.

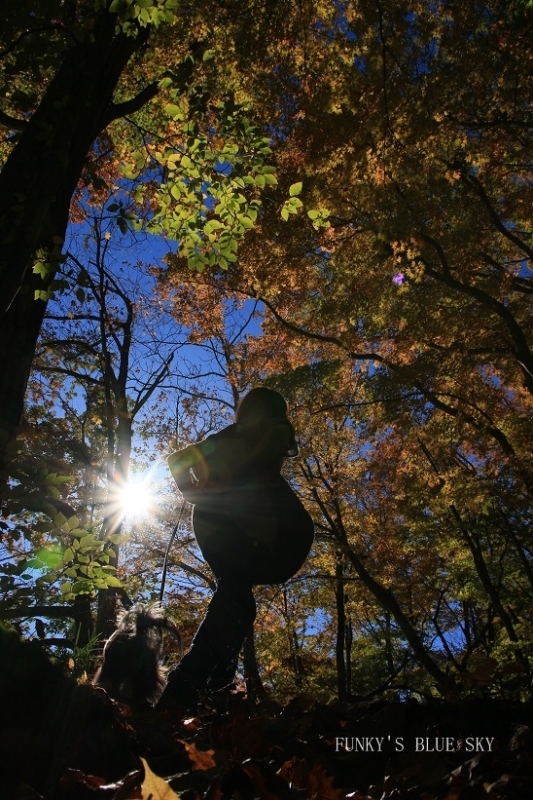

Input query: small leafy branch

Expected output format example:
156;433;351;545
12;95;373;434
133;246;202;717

281;182;304;221
120;91;279;273
1;443;122;609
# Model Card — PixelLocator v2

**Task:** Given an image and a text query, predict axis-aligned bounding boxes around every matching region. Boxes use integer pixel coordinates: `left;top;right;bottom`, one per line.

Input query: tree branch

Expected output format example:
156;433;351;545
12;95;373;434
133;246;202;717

461;168;533;261
101;82;160;128
258;294;384;363
419;249;533;394
0;109;26;131
36;364;104;387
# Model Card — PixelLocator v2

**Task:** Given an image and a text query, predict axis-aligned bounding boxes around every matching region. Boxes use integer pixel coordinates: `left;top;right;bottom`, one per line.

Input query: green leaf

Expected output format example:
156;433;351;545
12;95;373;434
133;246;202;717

54;512;68;528
34;521;54;533
33;261;49;278
79;534;95;548
164;103;182;119
170;183;183;201
105;575;123;588
289;181;303;196
204;220;224;234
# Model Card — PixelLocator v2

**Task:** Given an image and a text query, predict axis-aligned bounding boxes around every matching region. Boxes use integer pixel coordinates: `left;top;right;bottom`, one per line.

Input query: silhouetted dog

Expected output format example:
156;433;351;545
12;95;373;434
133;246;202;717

93;603;181;706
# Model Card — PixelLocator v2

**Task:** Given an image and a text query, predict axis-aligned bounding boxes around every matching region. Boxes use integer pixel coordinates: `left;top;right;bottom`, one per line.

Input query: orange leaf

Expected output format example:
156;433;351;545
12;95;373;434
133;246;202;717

308;764;345;800
177;740;217;771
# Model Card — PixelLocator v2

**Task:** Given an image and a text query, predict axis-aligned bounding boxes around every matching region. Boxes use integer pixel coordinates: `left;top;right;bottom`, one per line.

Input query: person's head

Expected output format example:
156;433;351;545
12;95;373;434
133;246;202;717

235;387;288;425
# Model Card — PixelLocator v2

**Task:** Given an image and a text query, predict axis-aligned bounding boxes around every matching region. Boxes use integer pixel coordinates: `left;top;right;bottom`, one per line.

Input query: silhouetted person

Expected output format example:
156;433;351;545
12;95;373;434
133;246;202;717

159;387;314;709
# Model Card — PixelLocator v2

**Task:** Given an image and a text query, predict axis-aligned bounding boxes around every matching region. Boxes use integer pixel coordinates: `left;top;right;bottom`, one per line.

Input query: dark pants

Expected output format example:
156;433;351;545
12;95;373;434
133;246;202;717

174;576;257;694
166;477;314;700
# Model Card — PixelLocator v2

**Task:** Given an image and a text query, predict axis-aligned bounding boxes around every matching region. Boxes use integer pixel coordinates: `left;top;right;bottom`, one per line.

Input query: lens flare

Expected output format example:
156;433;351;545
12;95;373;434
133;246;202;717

118;476;154;521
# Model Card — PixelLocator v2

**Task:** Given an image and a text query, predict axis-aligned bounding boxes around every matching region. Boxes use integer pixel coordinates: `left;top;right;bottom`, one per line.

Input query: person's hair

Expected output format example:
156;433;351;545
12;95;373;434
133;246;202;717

235;387;288;424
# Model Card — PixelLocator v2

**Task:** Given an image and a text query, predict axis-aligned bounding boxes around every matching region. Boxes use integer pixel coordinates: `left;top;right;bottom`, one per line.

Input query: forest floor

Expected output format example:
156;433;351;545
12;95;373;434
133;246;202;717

2;630;533;799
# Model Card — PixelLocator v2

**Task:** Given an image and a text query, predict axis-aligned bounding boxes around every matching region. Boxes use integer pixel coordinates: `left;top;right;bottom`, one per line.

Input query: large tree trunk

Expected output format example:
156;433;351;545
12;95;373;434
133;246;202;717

0;10;148;462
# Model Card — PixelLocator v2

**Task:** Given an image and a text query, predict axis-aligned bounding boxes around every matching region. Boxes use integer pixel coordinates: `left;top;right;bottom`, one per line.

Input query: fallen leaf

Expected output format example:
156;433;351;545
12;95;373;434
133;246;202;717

241;759;294;799
308;763;345;800
177;740;217;771
139;758;178;800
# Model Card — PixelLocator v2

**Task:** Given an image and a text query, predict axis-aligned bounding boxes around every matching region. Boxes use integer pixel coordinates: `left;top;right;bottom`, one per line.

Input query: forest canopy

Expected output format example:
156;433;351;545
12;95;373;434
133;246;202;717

1;0;533;706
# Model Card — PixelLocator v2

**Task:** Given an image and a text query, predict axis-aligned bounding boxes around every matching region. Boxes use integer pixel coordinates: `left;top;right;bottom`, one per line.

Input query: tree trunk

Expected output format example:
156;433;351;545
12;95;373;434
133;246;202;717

449;505;530;674
242;630;267;701
304;476;453;694
335;557;348;702
0;9;148;460
341;540;452;693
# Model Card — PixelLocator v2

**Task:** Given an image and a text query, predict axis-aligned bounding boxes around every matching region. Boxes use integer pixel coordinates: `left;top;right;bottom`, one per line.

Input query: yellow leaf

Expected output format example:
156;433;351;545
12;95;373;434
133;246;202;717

139;758;179;799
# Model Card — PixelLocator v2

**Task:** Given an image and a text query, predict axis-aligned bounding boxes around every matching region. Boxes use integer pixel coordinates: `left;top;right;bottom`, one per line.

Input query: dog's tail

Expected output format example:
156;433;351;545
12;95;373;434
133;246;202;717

93;602;181;706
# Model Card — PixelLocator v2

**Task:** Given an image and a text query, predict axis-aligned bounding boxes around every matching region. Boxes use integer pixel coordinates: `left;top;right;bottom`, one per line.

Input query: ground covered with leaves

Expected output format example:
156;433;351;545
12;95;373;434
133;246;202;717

2;630;533;800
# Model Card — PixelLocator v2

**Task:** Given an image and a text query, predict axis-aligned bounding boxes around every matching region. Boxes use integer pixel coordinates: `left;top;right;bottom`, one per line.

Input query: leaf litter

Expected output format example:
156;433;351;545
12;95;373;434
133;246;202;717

2;635;533;800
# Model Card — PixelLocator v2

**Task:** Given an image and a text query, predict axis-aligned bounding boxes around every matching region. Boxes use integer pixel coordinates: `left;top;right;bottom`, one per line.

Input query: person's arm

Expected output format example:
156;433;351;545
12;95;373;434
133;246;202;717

167;444;208;500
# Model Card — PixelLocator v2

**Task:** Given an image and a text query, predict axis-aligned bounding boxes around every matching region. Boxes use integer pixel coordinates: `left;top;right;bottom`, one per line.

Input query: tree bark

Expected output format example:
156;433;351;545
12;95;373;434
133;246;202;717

335;557;348;702
303;470;452;693
242;630;267;701
449;504;530;674
0;10;150;459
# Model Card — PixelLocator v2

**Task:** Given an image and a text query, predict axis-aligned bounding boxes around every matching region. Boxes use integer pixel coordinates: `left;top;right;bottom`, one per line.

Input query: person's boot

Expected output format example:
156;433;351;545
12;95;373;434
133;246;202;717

157;615;223;712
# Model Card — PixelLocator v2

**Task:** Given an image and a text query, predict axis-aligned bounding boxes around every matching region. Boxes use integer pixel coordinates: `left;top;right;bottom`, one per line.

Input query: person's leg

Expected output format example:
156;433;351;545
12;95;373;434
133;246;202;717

160;487;313;710
204;578;257;692
161;577;256;708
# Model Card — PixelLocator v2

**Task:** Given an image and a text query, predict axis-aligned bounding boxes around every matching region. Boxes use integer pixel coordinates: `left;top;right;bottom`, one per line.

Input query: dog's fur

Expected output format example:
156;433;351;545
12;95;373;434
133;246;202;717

93;603;181;706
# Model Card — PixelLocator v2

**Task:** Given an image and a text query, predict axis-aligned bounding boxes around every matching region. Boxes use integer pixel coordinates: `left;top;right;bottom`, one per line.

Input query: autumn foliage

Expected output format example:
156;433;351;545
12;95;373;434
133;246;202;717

2;1;533;796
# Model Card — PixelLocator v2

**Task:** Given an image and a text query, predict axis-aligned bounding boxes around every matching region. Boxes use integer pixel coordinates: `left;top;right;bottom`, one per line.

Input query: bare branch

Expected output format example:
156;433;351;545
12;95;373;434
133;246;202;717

461;168;533;261
258;294;384;363
0;109;26;131
36;364;104;387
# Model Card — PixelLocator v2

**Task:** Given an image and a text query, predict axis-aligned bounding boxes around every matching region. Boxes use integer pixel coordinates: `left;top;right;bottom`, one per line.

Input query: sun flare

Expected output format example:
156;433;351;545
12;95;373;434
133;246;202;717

118;477;154;521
